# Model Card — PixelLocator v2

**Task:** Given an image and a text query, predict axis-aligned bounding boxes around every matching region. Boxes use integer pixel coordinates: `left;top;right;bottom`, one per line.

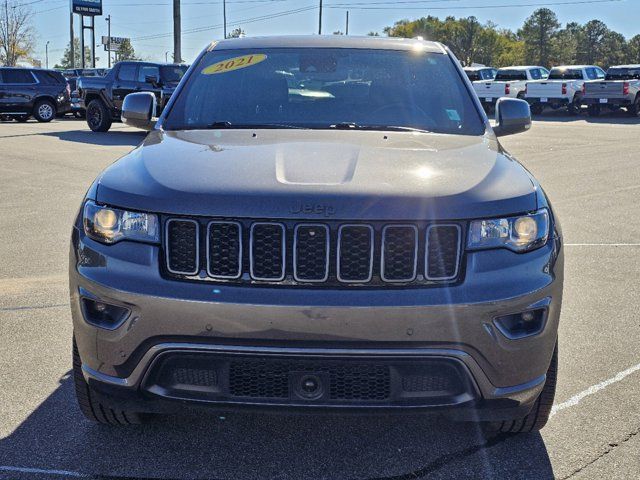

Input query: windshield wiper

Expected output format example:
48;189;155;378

329;123;430;133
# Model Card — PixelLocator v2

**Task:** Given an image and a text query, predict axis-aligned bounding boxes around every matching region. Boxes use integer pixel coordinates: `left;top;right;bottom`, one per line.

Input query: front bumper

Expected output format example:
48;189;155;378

70;225;563;420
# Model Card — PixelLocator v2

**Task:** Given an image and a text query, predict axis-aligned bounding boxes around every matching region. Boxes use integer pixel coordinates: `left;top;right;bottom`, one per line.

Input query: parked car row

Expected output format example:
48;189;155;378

465;63;640;117
0;62;188;126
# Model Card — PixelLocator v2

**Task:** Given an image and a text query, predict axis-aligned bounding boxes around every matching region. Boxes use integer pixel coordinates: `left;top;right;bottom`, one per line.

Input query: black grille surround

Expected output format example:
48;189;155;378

162;217;464;288
143;353;476;407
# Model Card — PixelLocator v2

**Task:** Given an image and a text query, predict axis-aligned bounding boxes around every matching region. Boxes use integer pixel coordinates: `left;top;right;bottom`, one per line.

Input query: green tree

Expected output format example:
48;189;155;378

553;22;583;65
55;37;91;69
599;30;627;67
519;8;561;67
577;20;608;64
628;35;640;64
367;31;380;37
116;39;137;61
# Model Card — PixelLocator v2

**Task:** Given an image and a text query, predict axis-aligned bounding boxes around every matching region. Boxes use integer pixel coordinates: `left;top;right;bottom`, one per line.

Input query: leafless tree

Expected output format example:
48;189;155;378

0;1;34;66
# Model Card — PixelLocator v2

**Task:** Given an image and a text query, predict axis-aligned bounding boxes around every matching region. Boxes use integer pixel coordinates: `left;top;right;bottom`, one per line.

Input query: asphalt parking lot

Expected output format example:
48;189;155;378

1;113;639;480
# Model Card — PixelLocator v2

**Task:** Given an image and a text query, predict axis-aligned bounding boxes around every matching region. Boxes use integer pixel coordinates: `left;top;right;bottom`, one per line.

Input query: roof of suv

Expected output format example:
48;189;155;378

208;35;446;53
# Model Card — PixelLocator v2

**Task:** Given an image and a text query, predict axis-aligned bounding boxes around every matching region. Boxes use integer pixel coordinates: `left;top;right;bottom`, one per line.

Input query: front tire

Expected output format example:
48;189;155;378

33;99;56;122
73;336;147;425
484;342;557;434
86;99;113;132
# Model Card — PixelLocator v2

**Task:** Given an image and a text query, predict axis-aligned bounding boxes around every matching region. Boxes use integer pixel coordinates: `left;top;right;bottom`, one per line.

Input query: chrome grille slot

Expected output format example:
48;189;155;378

381;225;418;282
294;224;330;282
207;221;242;279
250;222;286;281
337;225;374;283
166;219;199;275
425;225;461;280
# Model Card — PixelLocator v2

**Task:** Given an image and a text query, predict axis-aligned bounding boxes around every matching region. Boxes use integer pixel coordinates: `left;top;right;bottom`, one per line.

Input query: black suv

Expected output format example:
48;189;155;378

0;67;71;122
78;61;188;132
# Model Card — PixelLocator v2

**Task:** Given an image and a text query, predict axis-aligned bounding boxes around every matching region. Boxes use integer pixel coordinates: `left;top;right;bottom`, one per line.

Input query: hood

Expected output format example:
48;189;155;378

95;129;537;220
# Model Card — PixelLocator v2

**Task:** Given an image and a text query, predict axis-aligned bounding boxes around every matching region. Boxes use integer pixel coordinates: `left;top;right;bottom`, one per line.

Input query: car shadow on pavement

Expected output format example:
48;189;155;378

42;129;146;147
0;372;554;480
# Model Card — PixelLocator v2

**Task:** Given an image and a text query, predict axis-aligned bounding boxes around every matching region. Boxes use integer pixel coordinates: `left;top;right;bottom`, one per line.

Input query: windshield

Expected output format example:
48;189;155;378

161;65;188;83
163;48;485;135
548;68;583;80
605;68;640;80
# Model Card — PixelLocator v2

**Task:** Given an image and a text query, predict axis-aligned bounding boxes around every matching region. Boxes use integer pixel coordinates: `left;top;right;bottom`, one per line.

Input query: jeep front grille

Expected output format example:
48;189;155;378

164;218;463;287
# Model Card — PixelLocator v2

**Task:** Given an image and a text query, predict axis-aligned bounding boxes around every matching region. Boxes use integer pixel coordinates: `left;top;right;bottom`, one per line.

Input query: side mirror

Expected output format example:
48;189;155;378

122;92;156;131
493;98;532;137
145;74;160;86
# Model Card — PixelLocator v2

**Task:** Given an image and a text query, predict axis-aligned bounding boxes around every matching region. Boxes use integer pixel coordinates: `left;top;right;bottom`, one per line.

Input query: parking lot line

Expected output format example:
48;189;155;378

564;243;640;246
0;465;85;477
551;360;640;417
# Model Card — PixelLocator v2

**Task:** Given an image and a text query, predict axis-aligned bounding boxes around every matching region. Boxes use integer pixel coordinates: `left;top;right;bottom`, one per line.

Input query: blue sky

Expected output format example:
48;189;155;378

29;0;640;67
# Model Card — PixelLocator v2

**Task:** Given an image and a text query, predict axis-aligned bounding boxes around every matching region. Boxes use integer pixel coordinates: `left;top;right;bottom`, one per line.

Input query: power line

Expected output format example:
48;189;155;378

325;0;625;9
131;4;316;41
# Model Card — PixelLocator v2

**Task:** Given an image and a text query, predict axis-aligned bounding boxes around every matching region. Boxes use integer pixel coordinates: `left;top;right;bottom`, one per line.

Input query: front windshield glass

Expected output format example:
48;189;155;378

161;65;188;83
163;47;485;135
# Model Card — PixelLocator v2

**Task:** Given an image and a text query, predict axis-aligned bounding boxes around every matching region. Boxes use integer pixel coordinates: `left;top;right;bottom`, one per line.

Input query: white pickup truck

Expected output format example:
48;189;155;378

474;66;549;111
525;65;606;115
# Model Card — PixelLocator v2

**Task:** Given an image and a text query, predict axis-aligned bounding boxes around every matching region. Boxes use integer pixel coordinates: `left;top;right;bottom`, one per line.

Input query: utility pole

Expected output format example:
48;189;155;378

90;15;95;68
318;0;322;35
69;2;74;68
106;14;111;68
45;41;49;68
345;11;349;35
80;16;85;68
173;0;181;63
223;0;227;39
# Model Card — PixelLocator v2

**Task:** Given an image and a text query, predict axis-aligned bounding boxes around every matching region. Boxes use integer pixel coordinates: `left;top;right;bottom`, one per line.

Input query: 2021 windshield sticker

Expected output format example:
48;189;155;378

202;54;267;75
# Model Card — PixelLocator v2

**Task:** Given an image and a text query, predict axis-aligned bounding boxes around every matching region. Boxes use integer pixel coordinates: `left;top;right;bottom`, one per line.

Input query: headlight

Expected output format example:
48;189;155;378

468;209;549;253
83;201;159;244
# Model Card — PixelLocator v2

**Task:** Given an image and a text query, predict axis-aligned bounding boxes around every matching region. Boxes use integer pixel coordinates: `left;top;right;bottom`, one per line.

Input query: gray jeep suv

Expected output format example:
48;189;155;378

70;36;563;433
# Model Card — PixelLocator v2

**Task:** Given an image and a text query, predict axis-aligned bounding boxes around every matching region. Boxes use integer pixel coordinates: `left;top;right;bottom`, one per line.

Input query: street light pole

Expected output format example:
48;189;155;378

223;0;226;39
106;14;111;68
173;0;181;63
45;41;49;68
318;0;322;35
69;1;74;68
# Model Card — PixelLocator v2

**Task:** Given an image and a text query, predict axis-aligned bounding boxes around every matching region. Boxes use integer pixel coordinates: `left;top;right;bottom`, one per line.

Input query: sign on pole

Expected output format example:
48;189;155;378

101;36;128;52
72;0;102;16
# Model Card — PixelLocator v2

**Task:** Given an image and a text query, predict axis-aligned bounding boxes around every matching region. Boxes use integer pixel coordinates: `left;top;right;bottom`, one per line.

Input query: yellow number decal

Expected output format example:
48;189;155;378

201;54;267;75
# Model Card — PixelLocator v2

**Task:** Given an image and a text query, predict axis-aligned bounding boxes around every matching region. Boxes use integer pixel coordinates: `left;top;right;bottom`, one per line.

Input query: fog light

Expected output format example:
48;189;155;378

81;297;130;329
494;308;546;339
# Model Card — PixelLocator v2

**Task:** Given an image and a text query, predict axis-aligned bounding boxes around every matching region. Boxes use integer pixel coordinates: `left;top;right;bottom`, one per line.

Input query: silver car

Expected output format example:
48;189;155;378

70;36;563;434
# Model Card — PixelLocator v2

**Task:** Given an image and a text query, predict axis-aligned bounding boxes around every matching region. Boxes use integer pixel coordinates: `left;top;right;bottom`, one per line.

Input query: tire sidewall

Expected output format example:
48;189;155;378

86;100;112;132
33;100;56;122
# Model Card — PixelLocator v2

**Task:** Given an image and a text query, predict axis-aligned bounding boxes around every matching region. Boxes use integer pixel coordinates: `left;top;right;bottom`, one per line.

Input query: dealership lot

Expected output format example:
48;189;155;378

1;116;639;479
